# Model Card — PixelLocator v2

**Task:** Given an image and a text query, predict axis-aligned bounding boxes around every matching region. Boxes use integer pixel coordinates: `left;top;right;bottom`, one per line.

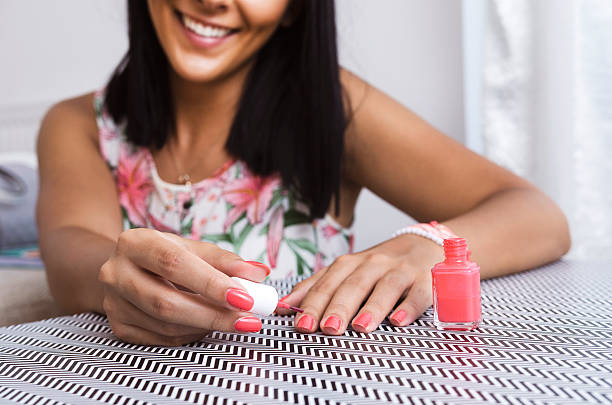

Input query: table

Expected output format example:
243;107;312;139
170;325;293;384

0;260;610;404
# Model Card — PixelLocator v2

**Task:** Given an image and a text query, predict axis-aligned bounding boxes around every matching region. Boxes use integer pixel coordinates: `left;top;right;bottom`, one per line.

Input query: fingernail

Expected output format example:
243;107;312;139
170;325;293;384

353;312;372;331
234;316;262;332
323;315;341;332
245;260;271;277
226;288;254;311
296;314;314;331
390;309;406;325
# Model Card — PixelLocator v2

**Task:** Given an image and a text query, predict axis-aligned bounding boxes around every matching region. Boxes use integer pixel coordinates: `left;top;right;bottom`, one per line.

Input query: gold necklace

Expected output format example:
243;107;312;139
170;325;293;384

167;141;193;187
167;141;195;211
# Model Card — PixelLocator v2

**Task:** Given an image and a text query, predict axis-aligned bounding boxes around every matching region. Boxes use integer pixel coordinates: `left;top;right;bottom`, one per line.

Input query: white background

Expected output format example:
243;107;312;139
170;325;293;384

0;0;464;252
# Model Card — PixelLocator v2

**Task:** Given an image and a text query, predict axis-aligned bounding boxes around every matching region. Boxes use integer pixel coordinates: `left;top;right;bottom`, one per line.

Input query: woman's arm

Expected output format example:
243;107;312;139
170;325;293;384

340;70;571;277
37;94;123;314
37;94;272;346
283;70;570;335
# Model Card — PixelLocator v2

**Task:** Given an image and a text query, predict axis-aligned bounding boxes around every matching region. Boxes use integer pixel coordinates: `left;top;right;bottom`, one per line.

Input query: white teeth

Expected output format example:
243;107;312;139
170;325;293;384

182;14;231;38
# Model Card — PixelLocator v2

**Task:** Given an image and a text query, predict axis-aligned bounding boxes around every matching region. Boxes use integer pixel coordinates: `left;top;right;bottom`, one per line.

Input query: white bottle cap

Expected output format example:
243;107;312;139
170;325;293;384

231;277;279;316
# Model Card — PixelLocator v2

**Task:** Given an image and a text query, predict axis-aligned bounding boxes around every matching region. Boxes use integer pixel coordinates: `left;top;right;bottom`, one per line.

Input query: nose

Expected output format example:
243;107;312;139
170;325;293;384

196;0;229;13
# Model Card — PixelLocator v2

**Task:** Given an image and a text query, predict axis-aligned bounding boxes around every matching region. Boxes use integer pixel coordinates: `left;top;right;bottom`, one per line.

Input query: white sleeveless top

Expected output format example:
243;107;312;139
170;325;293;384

94;90;354;280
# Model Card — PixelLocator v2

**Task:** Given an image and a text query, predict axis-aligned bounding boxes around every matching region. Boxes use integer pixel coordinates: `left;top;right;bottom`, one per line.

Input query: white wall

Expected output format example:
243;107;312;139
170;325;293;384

0;0;127;152
0;0;127;107
336;0;464;250
0;0;464;252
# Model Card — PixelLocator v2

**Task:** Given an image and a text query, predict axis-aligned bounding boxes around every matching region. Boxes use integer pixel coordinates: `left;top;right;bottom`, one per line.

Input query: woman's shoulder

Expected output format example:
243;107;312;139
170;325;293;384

338;68;380;187
39;92;99;147
37;92;115;199
339;68;370;117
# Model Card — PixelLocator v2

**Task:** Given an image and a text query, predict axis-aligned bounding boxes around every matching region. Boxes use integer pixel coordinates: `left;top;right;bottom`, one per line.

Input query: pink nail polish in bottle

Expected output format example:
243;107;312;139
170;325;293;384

431;238;481;331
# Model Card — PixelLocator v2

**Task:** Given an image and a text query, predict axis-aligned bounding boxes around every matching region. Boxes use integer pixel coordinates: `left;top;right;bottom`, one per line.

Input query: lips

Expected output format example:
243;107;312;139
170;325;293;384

175;10;238;40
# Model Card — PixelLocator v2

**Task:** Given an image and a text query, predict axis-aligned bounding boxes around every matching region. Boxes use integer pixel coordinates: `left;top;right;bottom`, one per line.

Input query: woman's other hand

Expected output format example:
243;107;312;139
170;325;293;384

98;228;270;346
279;234;443;335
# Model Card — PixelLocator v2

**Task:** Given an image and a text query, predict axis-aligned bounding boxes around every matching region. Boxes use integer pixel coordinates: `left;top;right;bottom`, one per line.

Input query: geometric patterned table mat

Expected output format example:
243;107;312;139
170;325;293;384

0;260;610;404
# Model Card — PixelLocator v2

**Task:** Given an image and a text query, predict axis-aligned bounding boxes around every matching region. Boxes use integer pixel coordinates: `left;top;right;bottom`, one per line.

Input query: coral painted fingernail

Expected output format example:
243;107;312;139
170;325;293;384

353;312;372;331
296;314;314;331
245;261;271;277
234;316;262;332
390;310;406;325
323;315;341;332
226;288;254;311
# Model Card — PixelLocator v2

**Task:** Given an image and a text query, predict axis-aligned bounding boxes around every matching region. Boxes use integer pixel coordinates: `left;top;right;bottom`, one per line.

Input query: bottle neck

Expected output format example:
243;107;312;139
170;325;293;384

443;238;469;263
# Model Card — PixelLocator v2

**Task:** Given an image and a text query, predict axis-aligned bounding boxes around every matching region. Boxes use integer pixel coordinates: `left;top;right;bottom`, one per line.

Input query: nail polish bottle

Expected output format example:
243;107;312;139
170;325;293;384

431;238;481;330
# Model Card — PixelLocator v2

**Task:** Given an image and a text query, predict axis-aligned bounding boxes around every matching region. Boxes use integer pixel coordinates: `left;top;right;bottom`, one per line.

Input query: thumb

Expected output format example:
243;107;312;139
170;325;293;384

162;232;271;283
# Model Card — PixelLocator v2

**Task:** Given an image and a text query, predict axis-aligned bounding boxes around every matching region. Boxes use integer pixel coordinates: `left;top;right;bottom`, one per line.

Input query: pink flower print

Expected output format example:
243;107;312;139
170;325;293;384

176;191;192;211
191;215;201;241
177;191;191;201
117;149;153;227
314;252;325;273
100;126;116;141
101;110;113;125
322;224;340;239
194;186;214;206
192;160;235;202
147;213;177;234
213;159;235;179
267;205;284;269
222;173;281;231
99;127;117;161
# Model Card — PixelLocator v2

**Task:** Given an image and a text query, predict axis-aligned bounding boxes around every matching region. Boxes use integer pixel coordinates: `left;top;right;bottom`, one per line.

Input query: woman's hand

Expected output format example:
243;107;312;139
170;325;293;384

98;228;270;346
280;234;444;335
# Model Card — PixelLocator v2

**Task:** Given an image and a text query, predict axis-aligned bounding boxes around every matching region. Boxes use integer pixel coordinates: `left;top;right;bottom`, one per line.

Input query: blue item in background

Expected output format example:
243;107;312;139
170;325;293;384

0;161;39;251
0;245;42;269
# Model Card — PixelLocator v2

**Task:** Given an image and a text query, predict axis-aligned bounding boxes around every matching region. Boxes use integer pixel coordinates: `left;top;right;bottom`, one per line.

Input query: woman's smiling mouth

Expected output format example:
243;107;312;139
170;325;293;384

175;10;238;42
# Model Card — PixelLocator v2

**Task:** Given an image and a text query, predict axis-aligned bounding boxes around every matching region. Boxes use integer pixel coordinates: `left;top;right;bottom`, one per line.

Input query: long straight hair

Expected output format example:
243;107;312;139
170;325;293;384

105;1;347;218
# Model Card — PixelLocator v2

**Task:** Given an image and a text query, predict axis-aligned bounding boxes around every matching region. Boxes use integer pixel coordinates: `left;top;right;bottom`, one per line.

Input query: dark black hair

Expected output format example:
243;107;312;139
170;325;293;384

105;0;346;218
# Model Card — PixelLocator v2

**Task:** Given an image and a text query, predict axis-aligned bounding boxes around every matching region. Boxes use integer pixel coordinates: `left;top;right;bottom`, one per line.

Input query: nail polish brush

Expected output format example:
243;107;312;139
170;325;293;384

276;301;304;313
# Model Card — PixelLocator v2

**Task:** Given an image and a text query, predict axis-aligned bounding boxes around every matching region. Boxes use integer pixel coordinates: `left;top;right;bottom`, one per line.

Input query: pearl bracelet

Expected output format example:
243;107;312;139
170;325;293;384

391;221;459;246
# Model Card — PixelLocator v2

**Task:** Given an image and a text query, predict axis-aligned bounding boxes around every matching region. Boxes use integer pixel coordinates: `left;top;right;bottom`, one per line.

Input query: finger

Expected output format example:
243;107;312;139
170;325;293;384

388;273;433;327
294;255;357;334
108;319;208;347
105;258;259;329
167;233;271;282
116;229;252;309
180;289;263;333
351;269;415;333
319;255;391;335
107;289;208;337
275;267;328;316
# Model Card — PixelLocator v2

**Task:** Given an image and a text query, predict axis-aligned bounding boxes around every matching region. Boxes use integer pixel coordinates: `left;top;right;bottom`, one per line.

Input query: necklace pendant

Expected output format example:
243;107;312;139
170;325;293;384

178;173;191;185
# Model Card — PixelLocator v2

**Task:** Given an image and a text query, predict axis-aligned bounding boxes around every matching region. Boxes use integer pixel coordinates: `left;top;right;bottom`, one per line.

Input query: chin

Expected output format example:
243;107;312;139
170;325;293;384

170;49;253;85
169;55;231;83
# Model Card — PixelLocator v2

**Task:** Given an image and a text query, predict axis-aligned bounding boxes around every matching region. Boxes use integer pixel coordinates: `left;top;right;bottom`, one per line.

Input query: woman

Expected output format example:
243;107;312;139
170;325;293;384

36;0;570;346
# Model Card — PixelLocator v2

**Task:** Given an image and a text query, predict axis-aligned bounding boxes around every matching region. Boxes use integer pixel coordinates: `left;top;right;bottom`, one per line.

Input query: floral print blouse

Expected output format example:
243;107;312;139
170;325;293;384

94;90;354;280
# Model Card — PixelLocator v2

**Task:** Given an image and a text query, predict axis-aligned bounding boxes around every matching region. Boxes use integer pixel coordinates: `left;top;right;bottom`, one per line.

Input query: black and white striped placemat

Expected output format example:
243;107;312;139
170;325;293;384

0;260;611;404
